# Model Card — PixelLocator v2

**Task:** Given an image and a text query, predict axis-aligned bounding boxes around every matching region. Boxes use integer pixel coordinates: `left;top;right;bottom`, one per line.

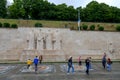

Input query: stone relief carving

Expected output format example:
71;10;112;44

108;42;114;54
27;29;62;50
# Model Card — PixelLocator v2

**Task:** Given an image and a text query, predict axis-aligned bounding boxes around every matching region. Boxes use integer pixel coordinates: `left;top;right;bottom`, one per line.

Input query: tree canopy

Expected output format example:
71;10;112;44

1;0;120;23
0;0;7;18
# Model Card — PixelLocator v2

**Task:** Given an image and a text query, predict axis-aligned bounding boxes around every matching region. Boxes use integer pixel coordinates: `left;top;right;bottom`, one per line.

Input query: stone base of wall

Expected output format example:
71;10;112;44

19;49;105;62
20;50;66;62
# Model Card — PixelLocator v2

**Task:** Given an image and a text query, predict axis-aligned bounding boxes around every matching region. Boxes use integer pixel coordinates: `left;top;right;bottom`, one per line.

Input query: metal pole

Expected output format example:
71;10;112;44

78;9;81;31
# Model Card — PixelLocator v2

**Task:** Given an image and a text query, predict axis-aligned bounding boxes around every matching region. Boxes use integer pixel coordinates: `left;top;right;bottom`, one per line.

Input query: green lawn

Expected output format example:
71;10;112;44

0;19;120;31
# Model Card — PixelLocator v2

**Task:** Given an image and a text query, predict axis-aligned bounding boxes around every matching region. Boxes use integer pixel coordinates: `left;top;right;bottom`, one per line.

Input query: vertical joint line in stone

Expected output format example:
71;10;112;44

27;40;29;49
43;37;46;49
34;34;37;50
35;38;37;50
60;40;62;49
52;40;55;50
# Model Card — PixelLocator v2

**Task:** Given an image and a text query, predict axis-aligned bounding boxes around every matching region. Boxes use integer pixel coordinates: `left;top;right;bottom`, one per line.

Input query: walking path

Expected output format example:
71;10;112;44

0;62;120;80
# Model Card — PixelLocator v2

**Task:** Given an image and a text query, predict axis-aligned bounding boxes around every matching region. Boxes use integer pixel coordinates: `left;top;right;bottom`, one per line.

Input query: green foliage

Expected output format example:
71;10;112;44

11;24;18;28
90;25;95;30
81;1;120;23
116;25;120;31
1;0;120;23
3;23;10;28
7;0;77;21
82;24;88;30
8;0;25;19
35;23;43;27
0;22;2;27
0;0;7;18
98;26;104;31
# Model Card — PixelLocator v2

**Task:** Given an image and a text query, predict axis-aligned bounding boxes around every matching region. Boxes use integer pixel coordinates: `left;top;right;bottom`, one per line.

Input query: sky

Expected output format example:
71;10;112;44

7;0;120;9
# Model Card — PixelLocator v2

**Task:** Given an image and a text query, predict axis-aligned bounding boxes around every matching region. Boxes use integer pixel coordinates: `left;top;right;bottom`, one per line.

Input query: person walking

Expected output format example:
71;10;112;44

107;58;112;71
78;56;82;66
85;57;90;75
33;56;39;73
89;57;92;69
102;53;107;69
67;56;74;74
39;55;43;64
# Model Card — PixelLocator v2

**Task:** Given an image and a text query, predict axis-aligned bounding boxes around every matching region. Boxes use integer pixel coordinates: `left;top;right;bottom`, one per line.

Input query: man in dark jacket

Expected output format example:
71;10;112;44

67;56;74;74
102;53;107;69
85;57;90;75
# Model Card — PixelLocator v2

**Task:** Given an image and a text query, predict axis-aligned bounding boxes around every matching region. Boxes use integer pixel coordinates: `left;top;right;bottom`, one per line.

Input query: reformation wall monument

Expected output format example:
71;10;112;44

0;28;120;62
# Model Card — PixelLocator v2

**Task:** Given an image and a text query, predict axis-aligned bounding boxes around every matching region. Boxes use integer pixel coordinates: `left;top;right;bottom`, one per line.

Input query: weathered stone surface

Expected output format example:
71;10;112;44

0;63;120;80
20;65;55;73
0;28;120;61
0;65;15;74
60;64;86;72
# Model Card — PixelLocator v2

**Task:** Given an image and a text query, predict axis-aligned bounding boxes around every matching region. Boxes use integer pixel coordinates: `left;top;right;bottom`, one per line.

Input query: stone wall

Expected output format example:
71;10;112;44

0;28;120;62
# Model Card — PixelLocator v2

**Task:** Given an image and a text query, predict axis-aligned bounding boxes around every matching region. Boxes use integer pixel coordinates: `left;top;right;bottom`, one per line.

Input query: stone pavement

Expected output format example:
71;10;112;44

0;62;120;80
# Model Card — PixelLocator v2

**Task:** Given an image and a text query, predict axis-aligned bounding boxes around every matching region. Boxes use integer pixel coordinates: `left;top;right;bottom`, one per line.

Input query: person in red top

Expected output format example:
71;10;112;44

78;56;82;66
107;58;112;71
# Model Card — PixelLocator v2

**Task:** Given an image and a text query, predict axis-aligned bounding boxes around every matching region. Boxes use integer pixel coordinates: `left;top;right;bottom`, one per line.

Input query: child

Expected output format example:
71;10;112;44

27;59;32;69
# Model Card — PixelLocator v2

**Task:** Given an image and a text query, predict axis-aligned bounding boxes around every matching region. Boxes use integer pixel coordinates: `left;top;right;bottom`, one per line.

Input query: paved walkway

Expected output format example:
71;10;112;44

0;62;120;80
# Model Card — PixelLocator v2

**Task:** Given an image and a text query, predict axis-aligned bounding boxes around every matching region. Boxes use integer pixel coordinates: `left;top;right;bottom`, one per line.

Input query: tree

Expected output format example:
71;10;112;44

6;0;120;22
22;0;33;19
8;0;25;19
27;0;51;19
0;0;7;18
80;1;120;23
109;7;120;23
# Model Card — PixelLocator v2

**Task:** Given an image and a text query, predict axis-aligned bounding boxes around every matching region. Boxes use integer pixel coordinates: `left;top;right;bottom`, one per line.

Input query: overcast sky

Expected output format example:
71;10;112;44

7;0;120;8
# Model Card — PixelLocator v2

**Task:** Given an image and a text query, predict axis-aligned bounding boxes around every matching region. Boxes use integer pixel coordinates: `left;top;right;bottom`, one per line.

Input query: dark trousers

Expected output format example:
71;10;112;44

86;65;89;75
27;65;30;69
39;60;42;64
35;64;38;72
79;61;82;66
102;61;106;69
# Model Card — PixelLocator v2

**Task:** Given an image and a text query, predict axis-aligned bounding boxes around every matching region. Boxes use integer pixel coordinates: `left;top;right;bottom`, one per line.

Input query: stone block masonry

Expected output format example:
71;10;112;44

0;28;120;62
